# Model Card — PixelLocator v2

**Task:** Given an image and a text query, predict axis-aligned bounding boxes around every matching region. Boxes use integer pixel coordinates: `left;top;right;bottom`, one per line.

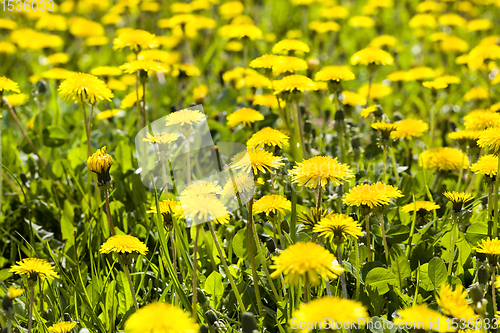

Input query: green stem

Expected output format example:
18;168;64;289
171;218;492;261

494;156;500;238
207;221;247;312
355;239;360;300
337;244;348;299
304;276;310;303
488;184;493;223
248;200;263;315
295;100;307;159
169;231;178;306
448;215;457;275
492;268;497;315
123;264;139;309
364;214;372;262
388;145;400;184
192;225;201;319
27;286;34;333
382;145;387;182
379;212;390;263
104;188;115;236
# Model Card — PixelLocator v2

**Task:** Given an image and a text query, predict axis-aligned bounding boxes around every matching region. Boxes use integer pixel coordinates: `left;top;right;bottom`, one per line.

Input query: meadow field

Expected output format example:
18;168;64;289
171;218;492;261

1;0;500;332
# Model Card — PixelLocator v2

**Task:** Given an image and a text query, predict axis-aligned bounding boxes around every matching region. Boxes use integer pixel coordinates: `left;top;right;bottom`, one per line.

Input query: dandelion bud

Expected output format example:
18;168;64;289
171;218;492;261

266;238;276;253
241;312;258;333
335;109;345;122
87;146;113;187
196;288;208;307
478;265;488;285
36;80;47;95
349;212;358;221
469;283;484;303
205;309;218;326
199;325;209;333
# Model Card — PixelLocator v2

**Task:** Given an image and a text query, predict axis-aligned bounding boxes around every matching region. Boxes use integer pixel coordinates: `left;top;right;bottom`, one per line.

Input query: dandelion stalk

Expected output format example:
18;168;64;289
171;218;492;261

355;239;360;300
207;221;247;312
169;231;178;305
448;213;458;275
494;156;500;238
488;184;493;222
337;244;348;299
389;145;400;184
248;200;263;315
364;214;372;262
122;264;139;309
27;286;34;333
104;188;116;236
365;70;374;108
492;266;497;315
304;276;310;303
192;224;201;319
379;211;390;263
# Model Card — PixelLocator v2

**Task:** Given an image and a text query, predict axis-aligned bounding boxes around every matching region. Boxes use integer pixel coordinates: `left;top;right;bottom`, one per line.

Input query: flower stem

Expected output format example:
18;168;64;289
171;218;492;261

142;81;147;126
337;244;348;299
364;214;372;262
492;267;497;315
379;212;390;263
317;185;322;211
488;184;493;222
355;239;360;300
448;214;457;275
388;145;400;184
304;276;310;303
295;100;307;159
104;188;116;236
192;224;201;319
169;230;178;306
27;286;34;333
135;70;141;129
365;71;373;108
494;155;500;238
207;221;247;312
247;200;263;315
123;264;139;309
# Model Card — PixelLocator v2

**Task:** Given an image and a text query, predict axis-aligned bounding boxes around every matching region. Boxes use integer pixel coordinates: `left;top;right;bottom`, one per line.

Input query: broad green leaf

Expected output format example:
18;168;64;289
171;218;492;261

365;267;397;295
205;271;224;308
389;246;411;289
428;257;447;289
386;225;410;244
117;271;134;315
60;201;75;246
232;228;249;260
465;221;490;246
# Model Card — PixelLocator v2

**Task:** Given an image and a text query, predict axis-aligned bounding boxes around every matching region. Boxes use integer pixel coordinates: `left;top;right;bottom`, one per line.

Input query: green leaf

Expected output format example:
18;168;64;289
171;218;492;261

232;228;249;260
389;246;411;289
60;201;75;246
117;271;134;315
386;225;410;244
465;221;490;246
365;267;397;295
428;257;447;289
418;263;434;292
205;271;224;308
115;141;133;173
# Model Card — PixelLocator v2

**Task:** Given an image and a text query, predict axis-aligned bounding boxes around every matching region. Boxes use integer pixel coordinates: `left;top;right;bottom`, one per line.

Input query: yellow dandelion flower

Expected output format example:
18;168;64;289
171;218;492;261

235;73;272;89
5;93;29;107
6;286;24;299
298;207;334;230
464;111;500;131
464;87;489;101
253;94;286;109
253;194;291;216
226;108;264;127
249;54;280;69
405;66;437;81
416;1;444;13
394;304;454;333
138;50;180;64
477;128;500;155
148;199;184;219
272;56;308;76
423;80;449;90
171;63;201;77
247;127;289;149
0;77;20;93
272;39;310;55
361;105;380;118
289;156;354;188
36;14;68;31
181;194;230;225
273;75;317;95
348;15;375;28
350;47;394;66
443;191;474;213
225;41;243;52
0;18;17;30
475;237;500;257
321;6;349;19
46;52;70;66
222;172;256;199
96;109;120;120
292;296;369;333
48;322;77;333
314;66;355;82
120;60;170;74
343;183;403;208
140;1;160;12
435;75;461;85
467;44;500;71
358;83;392;100
41;68;76;81
231;148;284;174
120;90;143;109
438;13;467;27
87;146;112;185
180;181;223;199
409;14;437;29
401;201;440;213
107;80;126;91
270;242;344;286
193;84;208;104
91;66;123;77
437;283;479;322
69;17;104;38
369;35;399;49
218;24;262;40
308;21;340;33
124;302;198;333
448;130;482;146
371;121;397;135
0;41;16;54
85;36;110;47
165;108;205;127
391;119;429;140
9;258;58;281
100;235;148;255
314;213;363;244
471;154;498;178
59;73;114;104
419;147;469;172
340;91;366;106
440;36;469;54
218;1;244;20
113;29;157;52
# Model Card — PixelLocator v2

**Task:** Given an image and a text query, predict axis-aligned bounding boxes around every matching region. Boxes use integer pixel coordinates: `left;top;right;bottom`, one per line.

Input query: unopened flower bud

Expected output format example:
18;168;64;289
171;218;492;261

478;265;489;285
205;309;218;326
242;312;258;333
87;146;113;187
